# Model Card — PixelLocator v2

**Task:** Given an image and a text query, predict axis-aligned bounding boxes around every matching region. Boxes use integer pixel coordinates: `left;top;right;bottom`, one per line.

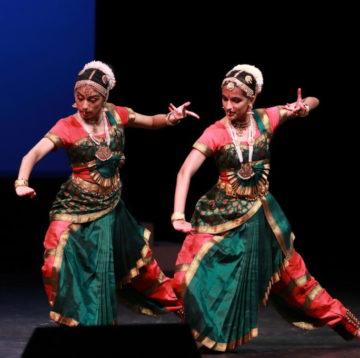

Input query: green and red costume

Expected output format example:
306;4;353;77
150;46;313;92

173;106;359;351
42;103;181;326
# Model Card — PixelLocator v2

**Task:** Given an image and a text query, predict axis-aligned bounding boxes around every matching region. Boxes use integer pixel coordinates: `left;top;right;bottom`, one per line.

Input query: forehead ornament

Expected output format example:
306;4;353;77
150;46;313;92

226;82;235;91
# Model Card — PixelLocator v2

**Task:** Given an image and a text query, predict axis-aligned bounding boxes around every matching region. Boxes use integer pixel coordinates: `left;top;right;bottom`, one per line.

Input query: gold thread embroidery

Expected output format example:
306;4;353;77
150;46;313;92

44;248;56;259
181;235;225;298
260;257;290;306
105;103;122;125
194;199;262;234
175;264;191;272
193;141;213;157
193;327;259;351
50;198;120;223
71;174;120;195
126;107;136;124
45;132;64;150
261;197;290;256
51;224;81;305
304;284;323;310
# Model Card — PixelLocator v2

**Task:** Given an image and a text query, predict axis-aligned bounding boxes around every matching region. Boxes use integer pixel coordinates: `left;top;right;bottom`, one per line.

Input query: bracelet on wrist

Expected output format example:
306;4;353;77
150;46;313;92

14;178;29;188
165;112;180;126
171;212;185;222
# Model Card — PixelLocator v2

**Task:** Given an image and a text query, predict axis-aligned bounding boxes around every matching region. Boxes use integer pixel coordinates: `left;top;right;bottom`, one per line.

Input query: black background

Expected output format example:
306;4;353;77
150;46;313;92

1;3;358;292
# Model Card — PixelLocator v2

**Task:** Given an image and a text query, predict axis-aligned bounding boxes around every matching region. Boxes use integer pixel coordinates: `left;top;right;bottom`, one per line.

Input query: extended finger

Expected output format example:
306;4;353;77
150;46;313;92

169;103;177;111
181;101;191;108
297;88;302;102
186;110;200;119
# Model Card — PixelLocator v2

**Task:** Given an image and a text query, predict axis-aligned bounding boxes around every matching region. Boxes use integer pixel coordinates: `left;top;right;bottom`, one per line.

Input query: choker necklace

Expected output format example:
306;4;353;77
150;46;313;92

231;118;250;133
226;112;255;180
76;111;113;161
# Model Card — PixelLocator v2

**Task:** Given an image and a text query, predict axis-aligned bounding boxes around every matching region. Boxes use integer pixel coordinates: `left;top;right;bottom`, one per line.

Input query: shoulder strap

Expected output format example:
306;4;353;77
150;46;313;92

104;103;128;126
253;108;272;136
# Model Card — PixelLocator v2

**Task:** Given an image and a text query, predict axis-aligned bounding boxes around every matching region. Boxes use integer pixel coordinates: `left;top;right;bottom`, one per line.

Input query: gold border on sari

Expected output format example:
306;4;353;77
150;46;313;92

117;296;162;317
304;284;323;310
193;327;259;352
45;132;64;150
193;141;213;157
44;248;57;259
118;228;154;286
181;234;225;297
277;283;324;330
261;197;293;256
194;199;262;234
175;263;191;272
50;224;81;306
50;198;120;223
116;227;172;317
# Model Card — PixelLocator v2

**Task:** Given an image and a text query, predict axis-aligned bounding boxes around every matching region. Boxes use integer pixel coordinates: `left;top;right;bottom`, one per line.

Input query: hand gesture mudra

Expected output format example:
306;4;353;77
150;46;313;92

168;101;200;123
284;88;309;117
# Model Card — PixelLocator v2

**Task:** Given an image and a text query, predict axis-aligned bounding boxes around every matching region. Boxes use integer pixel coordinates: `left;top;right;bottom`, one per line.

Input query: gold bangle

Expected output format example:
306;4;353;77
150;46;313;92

14;178;29;188
171;212;185;222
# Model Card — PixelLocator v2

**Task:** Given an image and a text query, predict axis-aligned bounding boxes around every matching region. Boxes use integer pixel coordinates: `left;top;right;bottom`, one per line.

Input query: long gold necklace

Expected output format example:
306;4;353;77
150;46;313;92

76;111;113;161
226;114;255;180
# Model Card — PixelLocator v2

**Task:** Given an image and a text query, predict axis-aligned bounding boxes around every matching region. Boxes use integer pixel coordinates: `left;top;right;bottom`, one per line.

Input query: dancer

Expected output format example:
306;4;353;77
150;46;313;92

15;61;198;326
172;64;360;351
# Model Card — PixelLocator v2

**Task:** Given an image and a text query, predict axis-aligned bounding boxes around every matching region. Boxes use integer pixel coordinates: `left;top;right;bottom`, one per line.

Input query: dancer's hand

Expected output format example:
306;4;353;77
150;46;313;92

15;186;37;198
167;101;200;124
284;88;309;117
172;219;195;233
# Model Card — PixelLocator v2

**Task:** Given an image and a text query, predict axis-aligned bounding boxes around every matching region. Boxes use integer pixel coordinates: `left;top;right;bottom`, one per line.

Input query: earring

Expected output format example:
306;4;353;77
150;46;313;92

246;103;253;115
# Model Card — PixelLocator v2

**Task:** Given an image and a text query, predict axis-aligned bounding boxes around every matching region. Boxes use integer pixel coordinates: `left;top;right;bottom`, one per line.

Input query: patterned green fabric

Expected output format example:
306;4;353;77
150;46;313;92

53;200;167;325
49;105;124;221
191;110;272;232
186;206;284;343
49;176;121;220
191;186;255;228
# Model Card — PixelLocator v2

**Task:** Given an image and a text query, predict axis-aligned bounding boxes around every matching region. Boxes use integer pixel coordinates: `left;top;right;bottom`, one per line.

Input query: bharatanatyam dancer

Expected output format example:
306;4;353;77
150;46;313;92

171;64;360;351
15;61;198;325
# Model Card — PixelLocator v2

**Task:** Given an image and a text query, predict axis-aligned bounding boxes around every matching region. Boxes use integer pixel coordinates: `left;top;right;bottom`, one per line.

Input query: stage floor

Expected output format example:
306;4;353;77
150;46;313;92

1;273;359;358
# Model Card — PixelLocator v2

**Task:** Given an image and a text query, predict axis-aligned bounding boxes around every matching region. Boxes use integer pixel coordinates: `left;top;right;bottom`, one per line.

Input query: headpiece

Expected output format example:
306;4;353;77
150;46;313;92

75;61;116;100
222;64;263;98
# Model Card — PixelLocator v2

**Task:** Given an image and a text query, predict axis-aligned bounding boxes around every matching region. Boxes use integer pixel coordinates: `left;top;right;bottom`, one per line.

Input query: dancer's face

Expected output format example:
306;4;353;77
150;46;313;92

222;86;254;122
75;85;105;122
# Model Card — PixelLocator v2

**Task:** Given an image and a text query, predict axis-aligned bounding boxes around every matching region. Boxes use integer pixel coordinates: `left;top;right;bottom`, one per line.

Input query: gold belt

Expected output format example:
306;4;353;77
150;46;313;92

216;179;268;201
71;174;120;196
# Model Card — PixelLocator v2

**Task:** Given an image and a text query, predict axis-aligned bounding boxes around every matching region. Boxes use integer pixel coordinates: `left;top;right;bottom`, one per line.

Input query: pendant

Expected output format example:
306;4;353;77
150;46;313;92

95;145;113;161
238;163;255;180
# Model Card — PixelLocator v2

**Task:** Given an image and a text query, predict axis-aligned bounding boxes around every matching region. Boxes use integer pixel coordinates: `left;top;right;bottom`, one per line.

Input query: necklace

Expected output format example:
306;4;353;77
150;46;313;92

226;113;255;180
76;111;113;161
231;118;250;135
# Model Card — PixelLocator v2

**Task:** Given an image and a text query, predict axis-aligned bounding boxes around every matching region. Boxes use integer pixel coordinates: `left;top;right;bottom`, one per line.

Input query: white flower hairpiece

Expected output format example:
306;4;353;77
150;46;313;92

228;64;263;94
82;60;116;89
